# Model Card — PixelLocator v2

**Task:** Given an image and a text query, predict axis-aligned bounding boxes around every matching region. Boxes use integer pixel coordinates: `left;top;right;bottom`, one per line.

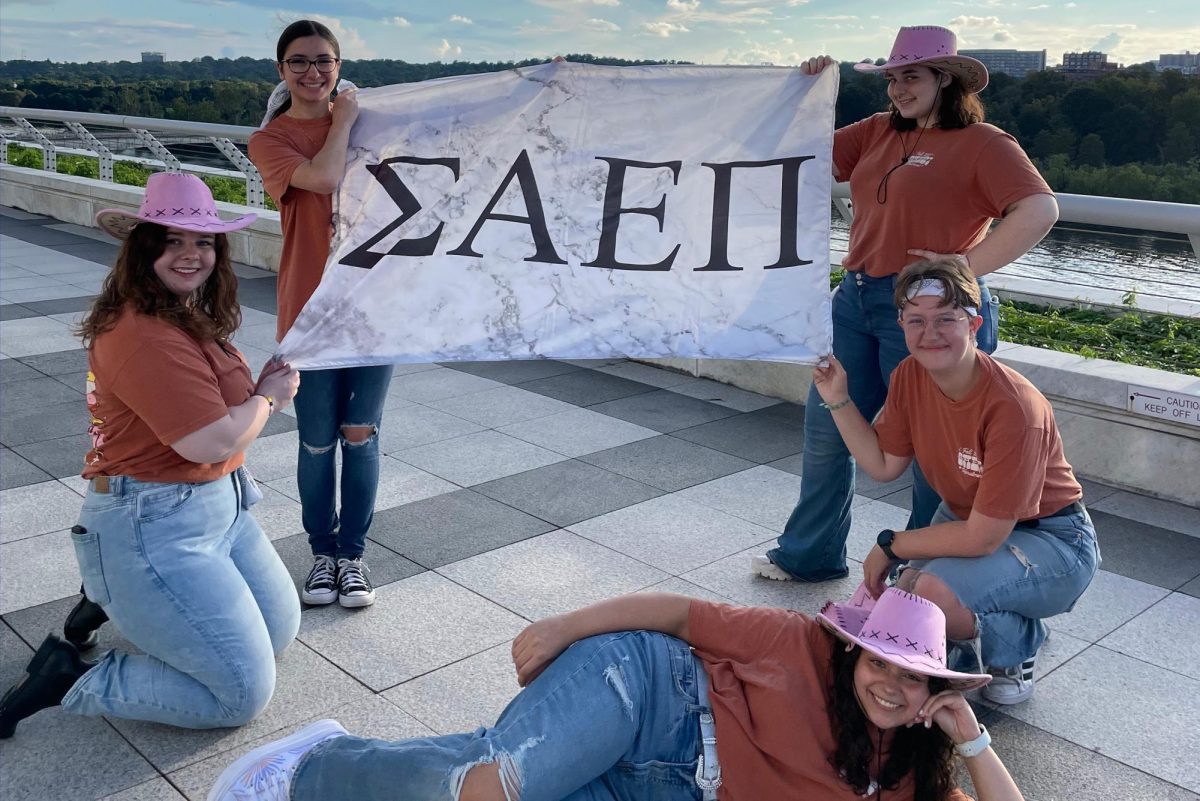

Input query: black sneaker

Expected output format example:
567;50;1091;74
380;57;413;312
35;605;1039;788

336;558;375;608
301;555;338;605
63;585;108;650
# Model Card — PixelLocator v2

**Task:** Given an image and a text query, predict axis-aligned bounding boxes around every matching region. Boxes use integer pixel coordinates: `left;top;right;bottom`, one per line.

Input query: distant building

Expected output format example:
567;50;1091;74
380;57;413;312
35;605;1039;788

141;51;165;63
959;49;1046;77
1059;51;1120;76
1158;51;1199;75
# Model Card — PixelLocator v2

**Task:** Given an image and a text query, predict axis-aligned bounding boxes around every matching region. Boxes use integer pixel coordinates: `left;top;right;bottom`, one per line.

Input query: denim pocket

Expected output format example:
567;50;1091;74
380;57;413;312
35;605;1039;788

70;524;112;605
137;484;194;522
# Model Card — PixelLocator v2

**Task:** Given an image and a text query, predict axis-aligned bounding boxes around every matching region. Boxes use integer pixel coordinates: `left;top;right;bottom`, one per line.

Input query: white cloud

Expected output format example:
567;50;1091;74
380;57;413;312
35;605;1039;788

584;18;620;31
436;38;462;58
641;21;690;37
385;16;410;27
667;0;700;10
1090;32;1122;51
993;30;1014;41
593;0;620;5
449;14;473;24
301;15;375;59
948;15;1006;30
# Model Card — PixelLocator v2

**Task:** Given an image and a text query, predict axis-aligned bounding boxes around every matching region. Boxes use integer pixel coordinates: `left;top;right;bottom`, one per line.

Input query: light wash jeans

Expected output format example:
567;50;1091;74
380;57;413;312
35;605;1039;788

61;469;300;727
914;503;1100;670
293;364;394;559
769;271;999;580
292;632;708;801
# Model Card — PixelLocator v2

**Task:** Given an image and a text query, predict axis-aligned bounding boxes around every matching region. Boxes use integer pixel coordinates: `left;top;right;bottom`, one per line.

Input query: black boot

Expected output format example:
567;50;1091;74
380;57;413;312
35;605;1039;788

63;585;108;650
0;633;94;739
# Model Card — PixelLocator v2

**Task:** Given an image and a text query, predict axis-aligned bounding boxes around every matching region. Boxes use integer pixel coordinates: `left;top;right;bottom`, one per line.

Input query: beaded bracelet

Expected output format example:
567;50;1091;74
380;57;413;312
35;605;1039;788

820;398;852;411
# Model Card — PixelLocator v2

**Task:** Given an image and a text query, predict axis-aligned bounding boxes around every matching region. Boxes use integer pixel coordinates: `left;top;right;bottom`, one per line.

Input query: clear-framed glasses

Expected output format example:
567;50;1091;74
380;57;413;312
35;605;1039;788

899;314;969;333
281;56;340;74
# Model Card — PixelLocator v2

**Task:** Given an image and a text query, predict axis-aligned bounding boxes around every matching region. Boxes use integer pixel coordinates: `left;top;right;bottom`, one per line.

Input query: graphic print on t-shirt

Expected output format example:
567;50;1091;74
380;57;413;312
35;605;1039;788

956;446;982;478
85;370;105;466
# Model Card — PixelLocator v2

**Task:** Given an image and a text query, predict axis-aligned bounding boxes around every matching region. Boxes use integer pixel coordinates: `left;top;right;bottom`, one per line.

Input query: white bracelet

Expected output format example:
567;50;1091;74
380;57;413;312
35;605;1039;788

954;724;991;758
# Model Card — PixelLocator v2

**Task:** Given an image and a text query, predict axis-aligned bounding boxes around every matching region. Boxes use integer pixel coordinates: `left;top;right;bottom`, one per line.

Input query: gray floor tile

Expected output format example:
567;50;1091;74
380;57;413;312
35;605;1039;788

594;361;696;388
1046;569;1169;642
383;642;520;734
767;451;804;476
0;305;38;321
497;407;659;458
0;399;90;447
439;530;670;619
0;357;40;383
673;464;802;531
272;533;423;596
387;368;503;403
681;544;860;613
368;489;555;569
395;429;567;486
1099;592;1200;680
878;487;914;511
845;499;914;563
0;528;87;614
263;456;456;514
670;405;805;462
1005;645;1200;793
667;377;782;412
1180;575;1200;599
579;435;755;492
0;481;82;543
1089;509;1200;589
1036;629;1091;680
14;347;89;376
590;389;740;434
1091;490;1200;538
0;447;53;490
99;779;188;801
378;404;486;454
246;484;304;542
442;359;582;384
642;576;735;603
4;592;139;658
567;493;775;575
11;433;89;479
0;374;81;411
297;571;527;691
855;464;915;499
472;459;663;527
241;431;298;482
426;384;575;428
1077;476;1121;505
256;409;299;438
518;369;656;406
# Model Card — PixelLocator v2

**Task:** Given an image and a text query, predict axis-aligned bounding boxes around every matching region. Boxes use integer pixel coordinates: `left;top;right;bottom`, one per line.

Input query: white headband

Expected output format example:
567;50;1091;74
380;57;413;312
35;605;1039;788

904;279;978;317
260;79;359;128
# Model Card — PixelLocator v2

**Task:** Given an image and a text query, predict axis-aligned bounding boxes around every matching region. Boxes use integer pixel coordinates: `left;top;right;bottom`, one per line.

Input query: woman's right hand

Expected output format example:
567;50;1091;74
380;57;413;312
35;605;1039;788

331;86;360;129
255;359;300;411
801;56;836;75
512;616;575;688
812;355;850;407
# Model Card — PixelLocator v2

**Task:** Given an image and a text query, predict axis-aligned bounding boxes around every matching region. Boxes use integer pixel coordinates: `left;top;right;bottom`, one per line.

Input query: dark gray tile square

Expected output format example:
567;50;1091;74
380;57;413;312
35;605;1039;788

50;370;88;396
1089;509;1200;590
0;305;39;322
2;225;90;247
0;399;89;447
767;452;804;477
259;410;299;437
518;369;655;406
16;348;89;376
670;405;805;462
0;447;54;490
877;487;914;511
473;459;664;527
367;489;555;568
234;276;279;314
51;241;119;265
0;358;41;384
11;434;89;479
442;359;582;384
17;295;98;315
271;533;424;597
579;435;755;492
590;389;739;434
3;593;141;657
855;464;914;499
0;375;81;412
1179;575;1200;600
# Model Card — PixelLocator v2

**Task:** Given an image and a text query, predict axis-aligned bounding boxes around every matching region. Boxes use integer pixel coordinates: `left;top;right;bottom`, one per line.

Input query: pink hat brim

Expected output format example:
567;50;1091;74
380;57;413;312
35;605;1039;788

94;208;257;241
853;55;989;93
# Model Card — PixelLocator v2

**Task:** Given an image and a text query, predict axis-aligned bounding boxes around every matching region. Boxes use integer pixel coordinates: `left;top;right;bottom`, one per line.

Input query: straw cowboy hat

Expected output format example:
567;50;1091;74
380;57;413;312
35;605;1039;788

95;172;257;240
854;25;989;93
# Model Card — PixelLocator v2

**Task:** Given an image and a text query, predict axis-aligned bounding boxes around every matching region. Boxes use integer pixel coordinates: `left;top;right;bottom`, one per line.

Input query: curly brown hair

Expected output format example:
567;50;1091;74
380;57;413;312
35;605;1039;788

828;632;957;800
889;70;985;131
78;223;241;346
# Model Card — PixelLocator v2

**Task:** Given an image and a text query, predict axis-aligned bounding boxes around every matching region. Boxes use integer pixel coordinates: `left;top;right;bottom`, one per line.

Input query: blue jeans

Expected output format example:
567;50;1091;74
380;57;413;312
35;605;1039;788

61;470;299;727
292;632;707;801
770;272;998;580
915;503;1100;670
293;364;394;559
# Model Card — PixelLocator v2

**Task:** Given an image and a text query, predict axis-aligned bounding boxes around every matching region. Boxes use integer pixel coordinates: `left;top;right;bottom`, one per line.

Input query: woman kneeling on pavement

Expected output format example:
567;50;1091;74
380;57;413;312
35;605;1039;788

812;258;1100;704
210;588;1025;801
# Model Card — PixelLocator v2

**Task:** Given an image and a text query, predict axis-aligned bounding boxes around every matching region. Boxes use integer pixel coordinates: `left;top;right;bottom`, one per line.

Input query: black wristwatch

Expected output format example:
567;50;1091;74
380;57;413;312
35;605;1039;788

877;528;900;562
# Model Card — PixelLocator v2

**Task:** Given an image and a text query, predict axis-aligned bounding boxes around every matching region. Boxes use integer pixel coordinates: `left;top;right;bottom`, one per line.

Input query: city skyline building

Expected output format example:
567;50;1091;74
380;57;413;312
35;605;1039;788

959;49;1047;77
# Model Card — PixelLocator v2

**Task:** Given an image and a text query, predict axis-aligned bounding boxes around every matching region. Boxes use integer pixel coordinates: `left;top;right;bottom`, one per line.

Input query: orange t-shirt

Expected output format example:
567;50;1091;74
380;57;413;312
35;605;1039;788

836;113;1052;277
688;601;973;801
874;352;1082;520
249;114;335;342
82;307;253;483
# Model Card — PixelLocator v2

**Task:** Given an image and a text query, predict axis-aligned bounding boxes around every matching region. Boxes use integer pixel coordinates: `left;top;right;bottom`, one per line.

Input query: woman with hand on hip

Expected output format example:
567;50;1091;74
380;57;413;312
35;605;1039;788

0;173;301;738
249;20;393;609
754;25;1059;585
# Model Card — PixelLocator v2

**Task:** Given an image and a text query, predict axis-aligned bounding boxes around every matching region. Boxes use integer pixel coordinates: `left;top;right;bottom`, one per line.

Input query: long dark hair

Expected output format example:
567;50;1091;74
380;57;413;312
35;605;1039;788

270;19;341;122
78;223;240;346
890;70;984;131
828;634;956;800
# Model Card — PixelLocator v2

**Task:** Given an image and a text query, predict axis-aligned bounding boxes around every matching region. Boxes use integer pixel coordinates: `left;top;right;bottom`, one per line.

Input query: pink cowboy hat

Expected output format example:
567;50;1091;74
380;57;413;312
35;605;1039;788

817;585;991;691
95;172;257;240
854;25;989;93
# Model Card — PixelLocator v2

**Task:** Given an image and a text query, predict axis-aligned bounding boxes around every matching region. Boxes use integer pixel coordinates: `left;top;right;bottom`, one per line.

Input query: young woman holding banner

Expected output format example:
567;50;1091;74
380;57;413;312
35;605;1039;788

249;20;393;609
754;25;1059;585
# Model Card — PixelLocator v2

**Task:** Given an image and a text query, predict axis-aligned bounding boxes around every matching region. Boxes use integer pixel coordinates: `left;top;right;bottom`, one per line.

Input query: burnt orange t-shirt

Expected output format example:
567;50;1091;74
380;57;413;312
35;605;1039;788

249;113;335;342
83;307;253;483
836;113;1052;277
688;601;973;801
875;352;1083;521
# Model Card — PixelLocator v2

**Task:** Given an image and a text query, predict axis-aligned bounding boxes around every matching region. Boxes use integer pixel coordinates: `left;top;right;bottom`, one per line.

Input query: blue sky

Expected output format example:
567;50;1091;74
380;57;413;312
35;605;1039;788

1;0;1196;67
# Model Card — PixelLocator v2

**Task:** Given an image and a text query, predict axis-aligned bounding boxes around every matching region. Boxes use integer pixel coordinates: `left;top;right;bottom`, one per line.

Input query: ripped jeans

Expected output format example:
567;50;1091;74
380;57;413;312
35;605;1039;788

293;364;393;560
909;503;1100;671
291;632;708;801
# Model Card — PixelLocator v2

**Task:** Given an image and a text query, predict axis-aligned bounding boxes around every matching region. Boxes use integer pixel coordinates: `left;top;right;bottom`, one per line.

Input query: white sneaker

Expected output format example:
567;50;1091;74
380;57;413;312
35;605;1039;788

207;719;347;801
982;649;1039;705
337;558;376;608
750;554;794;581
301;555;338;605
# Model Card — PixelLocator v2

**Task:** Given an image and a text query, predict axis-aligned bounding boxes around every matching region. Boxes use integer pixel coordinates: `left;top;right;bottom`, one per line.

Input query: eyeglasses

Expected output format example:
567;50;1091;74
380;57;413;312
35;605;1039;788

281;56;340;74
899;314;969;333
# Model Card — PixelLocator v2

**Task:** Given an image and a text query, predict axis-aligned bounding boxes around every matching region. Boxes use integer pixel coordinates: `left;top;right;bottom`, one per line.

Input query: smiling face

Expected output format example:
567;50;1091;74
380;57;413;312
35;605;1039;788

853;650;932;729
152;228;216;299
277;34;341;111
899;294;982;375
885;65;948;128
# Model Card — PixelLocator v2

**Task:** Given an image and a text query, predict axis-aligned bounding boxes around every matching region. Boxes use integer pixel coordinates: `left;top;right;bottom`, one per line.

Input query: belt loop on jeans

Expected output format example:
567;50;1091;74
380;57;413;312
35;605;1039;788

693;654;721;799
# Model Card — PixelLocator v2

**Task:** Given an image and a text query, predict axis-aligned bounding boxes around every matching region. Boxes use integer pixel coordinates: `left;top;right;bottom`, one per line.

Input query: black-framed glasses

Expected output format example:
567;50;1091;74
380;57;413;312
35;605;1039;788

281;56;340;74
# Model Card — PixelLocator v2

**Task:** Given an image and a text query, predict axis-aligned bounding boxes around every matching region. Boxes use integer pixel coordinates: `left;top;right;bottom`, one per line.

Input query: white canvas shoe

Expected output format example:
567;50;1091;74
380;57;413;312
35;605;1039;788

207;719;347;801
750;554;795;581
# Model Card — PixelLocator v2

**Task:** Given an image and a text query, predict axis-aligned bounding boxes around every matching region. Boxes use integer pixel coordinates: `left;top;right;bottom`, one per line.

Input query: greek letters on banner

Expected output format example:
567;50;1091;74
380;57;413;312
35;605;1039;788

277;61;838;369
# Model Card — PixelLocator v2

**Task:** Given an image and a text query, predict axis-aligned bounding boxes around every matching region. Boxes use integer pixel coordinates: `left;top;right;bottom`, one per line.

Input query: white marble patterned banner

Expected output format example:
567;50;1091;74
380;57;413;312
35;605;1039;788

277;61;837;369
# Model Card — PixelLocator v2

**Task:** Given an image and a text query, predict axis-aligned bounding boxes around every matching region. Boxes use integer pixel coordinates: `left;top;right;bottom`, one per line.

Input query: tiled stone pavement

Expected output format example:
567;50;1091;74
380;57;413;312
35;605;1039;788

2;206;1199;800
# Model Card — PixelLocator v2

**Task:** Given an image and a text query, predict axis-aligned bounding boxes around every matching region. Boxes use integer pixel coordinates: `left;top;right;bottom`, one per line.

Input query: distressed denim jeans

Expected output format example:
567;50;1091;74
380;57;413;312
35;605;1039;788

61;471;299;727
769;272;999;580
293;364;394;559
292;632;707;801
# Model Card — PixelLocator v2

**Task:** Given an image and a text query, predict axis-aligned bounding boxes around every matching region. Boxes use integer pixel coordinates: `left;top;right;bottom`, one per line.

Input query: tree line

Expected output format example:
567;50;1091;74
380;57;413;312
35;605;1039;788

1;55;1196;201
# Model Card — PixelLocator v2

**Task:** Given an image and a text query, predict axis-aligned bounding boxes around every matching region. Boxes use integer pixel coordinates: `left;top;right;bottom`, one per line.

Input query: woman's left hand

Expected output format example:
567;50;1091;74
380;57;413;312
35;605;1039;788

915;689;983;745
907;249;970;273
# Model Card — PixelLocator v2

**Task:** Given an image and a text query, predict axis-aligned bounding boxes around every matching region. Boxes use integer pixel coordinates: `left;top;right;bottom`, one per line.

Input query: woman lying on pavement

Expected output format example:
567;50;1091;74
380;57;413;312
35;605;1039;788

811;257;1100;705
208;587;1025;801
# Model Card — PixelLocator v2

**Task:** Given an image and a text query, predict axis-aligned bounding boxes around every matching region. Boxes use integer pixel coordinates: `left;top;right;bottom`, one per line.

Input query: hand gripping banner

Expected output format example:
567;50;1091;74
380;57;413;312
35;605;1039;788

277;60;837;369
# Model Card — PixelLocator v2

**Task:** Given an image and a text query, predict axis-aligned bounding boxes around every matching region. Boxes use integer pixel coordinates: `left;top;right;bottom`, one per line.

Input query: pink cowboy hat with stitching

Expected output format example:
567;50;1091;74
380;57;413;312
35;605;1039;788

853;25;989;93
817;585;991;691
95;172;257;240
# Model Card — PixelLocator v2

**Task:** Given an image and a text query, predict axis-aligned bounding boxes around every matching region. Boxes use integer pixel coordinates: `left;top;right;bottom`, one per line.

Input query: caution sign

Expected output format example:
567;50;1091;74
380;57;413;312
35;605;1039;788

1128;385;1200;428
